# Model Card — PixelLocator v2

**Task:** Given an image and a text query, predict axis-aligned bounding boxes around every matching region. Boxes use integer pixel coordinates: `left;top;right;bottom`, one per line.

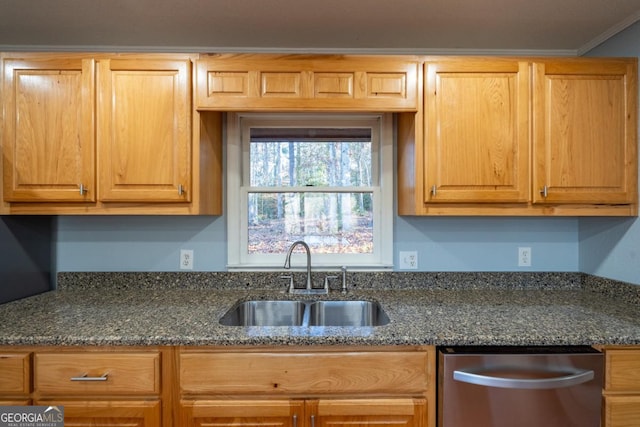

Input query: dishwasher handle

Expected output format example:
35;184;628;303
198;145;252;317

453;368;595;390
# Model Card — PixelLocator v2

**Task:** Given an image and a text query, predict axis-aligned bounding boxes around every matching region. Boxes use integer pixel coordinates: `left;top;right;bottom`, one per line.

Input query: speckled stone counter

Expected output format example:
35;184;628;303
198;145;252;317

0;272;639;347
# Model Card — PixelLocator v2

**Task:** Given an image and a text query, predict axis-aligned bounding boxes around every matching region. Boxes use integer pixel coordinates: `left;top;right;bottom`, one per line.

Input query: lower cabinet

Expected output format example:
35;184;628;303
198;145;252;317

180;398;426;427
33;349;165;427
603;347;640;427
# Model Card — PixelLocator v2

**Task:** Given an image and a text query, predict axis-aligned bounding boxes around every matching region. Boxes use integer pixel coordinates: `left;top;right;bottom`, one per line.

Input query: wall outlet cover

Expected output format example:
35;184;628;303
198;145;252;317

180;249;194;270
399;251;418;270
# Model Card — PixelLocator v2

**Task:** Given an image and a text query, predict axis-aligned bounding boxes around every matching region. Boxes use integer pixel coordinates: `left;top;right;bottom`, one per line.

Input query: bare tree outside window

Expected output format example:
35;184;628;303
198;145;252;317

248;132;374;255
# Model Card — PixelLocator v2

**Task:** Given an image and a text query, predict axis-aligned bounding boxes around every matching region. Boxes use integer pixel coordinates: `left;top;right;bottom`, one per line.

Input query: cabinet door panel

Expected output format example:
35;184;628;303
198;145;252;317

98;58;191;202
533;60;637;204
310;398;427;427
425;59;529;203
180;400;303;427
2;57;95;202
36;400;161;427
0;353;30;394
604;396;640;427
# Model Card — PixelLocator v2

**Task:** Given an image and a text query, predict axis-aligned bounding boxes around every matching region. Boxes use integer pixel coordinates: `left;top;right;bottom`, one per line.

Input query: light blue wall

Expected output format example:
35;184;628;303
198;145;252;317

56;215;579;272
581;21;640;285
57;216;227;271
394;217;577;271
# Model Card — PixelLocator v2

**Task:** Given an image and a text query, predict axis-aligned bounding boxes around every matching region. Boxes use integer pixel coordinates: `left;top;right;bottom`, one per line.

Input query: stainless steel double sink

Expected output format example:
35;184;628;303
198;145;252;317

219;299;390;327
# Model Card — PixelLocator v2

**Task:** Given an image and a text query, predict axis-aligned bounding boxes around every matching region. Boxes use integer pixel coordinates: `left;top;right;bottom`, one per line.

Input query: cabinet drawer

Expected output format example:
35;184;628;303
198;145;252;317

35;352;160;395
180;350;429;395
0;353;30;394
606;349;640;391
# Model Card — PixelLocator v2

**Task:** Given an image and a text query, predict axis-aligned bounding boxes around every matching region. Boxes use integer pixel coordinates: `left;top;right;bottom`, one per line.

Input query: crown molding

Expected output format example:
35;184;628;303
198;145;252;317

578;9;640;56
0;45;579;57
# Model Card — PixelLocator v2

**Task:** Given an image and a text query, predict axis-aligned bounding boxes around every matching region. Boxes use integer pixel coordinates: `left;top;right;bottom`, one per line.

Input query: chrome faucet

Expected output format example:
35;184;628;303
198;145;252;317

283;240;313;291
283;240;329;295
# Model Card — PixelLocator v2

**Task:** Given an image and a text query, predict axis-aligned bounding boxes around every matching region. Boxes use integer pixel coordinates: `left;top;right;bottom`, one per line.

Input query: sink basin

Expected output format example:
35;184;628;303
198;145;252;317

220;299;389;327
308;300;390;327
219;300;305;326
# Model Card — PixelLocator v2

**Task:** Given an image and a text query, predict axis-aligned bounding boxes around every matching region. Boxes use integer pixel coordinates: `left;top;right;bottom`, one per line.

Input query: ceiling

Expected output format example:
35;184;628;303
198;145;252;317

1;0;640;55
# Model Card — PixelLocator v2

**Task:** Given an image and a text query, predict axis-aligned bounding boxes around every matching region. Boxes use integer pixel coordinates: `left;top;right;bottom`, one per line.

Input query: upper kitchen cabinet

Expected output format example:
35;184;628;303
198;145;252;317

398;56;638;216
423;58;530;204
532;59;638;209
195;54;421;111
1;53;222;215
2;56;95;203
97;58;191;202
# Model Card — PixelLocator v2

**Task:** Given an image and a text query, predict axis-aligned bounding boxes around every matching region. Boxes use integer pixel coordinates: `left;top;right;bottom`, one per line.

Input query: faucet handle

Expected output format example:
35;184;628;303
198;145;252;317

341;266;348;294
324;275;338;292
280;274;295;293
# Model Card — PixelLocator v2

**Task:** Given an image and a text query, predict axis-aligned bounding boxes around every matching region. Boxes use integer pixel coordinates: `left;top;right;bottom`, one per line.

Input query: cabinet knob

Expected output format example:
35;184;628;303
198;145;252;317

178;184;185;196
79;184;88;196
431;185;437;197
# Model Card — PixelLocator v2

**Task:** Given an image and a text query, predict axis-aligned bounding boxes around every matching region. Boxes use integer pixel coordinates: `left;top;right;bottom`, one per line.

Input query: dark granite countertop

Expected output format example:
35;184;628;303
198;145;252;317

0;272;638;347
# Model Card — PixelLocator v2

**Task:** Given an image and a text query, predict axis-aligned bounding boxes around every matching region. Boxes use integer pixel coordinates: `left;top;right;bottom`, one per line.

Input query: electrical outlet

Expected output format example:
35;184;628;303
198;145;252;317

399;251;418;270
180;249;194;270
518;247;531;267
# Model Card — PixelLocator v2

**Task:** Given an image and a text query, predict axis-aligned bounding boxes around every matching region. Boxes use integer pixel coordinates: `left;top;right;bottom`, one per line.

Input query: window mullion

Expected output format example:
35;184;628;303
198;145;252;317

245;186;376;193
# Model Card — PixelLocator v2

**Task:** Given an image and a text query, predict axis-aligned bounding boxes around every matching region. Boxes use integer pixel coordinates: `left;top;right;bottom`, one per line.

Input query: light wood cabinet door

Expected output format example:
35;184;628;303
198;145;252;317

37;400;161;427
2;56;95;202
180;400;303;427
605;396;640;427
0;352;30;395
424;58;530;203
309;398;427;427
533;59;638;205
97;58;191;202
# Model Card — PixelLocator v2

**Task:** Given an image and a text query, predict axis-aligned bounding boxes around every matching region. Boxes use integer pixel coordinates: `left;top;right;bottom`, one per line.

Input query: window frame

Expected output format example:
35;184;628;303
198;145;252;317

227;112;393;270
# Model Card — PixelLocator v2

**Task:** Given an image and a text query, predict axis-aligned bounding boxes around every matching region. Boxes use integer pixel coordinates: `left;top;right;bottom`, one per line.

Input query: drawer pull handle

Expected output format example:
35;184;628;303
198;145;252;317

70;373;109;382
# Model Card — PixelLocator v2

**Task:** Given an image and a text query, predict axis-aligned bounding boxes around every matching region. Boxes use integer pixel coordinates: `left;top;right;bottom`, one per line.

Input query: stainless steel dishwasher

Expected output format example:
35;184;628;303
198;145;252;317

438;346;603;427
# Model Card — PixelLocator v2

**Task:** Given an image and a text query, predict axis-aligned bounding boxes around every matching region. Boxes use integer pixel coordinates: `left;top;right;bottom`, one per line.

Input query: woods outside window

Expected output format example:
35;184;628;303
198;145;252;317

227;113;393;269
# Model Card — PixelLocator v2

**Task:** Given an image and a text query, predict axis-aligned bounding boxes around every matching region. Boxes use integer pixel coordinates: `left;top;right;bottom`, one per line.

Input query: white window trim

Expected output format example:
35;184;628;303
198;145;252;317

227;112;393;271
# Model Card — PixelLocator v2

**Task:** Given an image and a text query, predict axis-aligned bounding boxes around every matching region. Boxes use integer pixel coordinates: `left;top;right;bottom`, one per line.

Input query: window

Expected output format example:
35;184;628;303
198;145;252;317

227;113;393;269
